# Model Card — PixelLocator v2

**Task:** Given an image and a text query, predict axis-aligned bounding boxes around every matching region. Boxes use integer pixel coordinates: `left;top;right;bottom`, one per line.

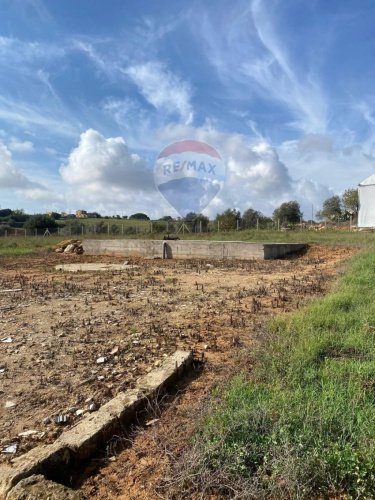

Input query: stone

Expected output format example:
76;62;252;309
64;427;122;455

88;402;98;412
64;244;75;254
7;474;84;499
18;430;38;438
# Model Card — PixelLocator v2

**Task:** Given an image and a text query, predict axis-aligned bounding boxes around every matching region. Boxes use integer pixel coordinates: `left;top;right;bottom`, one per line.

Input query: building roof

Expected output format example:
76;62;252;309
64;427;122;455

359;174;375;186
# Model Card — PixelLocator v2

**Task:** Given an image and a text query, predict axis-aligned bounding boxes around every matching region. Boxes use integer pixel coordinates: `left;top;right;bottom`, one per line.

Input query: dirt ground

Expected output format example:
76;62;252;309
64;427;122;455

0;246;355;496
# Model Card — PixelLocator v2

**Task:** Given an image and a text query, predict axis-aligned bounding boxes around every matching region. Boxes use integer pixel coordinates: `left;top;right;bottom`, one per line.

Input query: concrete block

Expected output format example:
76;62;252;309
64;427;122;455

0;443;70;499
6;474;84;499
55;263;139;272
0;350;192;499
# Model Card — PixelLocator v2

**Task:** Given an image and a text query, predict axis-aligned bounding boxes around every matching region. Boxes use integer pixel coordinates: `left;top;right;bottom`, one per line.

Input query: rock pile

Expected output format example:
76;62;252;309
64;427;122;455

55;240;84;254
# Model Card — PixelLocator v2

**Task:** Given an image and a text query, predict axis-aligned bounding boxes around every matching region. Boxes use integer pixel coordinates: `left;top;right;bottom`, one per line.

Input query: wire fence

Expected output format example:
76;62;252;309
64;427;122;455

0;218;356;238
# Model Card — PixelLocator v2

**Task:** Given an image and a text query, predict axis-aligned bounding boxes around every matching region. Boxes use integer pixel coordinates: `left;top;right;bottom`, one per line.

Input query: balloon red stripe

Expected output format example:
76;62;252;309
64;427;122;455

158;140;221;159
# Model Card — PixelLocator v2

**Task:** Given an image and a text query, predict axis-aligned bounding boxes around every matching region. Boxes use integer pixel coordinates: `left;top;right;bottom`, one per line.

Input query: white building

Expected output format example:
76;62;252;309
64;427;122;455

358;174;375;227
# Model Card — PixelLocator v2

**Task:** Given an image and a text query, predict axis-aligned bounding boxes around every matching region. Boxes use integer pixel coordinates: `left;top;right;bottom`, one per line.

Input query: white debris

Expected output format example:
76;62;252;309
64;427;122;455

146;418;159;426
96;356;106;364
2;444;17;454
1;337;13;343
18;430;39;437
5;401;16;408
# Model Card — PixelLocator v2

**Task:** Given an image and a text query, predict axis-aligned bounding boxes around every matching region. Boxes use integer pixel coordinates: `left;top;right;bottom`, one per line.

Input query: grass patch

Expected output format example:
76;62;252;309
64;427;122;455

182;228;375;247
175;252;375;498
0;237;61;256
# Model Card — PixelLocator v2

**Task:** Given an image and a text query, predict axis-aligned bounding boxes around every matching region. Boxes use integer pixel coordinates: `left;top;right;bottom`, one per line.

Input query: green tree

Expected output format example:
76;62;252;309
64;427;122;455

24;215;58;234
273;201;302;225
11;209;29;224
129;213;150;220
317;195;342;222
185;212;197;221
342;188;359;216
49;212;61;220
215;208;241;231
242;208;271;228
0;209;12;218
191;214;210;232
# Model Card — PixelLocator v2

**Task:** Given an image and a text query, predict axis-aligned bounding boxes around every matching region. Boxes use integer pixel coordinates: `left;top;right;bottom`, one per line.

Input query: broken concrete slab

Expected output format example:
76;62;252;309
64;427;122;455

6;474;84;499
0;443;70;499
54;263;139;272
0;350;192;499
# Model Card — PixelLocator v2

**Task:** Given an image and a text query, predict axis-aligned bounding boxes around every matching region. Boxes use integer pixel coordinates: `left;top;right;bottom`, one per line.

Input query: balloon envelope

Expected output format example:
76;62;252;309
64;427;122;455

154;139;225;217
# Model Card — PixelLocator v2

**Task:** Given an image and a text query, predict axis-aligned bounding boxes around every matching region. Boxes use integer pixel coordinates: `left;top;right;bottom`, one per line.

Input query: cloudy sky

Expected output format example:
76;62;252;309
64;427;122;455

1;0;375;218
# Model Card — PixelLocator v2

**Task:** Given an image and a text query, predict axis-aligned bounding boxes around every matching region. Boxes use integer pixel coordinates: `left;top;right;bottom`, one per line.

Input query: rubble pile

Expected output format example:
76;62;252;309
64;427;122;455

55;240;84;254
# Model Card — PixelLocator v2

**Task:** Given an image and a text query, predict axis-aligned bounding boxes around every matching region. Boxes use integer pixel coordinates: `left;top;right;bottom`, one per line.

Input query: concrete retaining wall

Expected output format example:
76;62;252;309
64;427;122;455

83;239;306;260
0;351;192;499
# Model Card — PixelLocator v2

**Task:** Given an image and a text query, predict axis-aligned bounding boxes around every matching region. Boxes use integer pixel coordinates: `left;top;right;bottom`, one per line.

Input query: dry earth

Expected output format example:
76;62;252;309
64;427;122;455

0;246;355;498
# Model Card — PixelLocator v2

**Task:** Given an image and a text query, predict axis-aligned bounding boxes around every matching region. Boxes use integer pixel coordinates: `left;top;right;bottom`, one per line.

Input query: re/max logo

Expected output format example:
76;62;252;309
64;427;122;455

162;160;216;176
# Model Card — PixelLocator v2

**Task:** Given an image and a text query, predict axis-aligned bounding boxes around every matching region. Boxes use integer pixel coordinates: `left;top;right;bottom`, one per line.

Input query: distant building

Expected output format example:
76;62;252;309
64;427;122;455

76;210;88;218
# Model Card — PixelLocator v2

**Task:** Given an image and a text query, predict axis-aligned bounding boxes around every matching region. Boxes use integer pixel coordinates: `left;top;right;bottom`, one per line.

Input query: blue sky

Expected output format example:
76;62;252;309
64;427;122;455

1;0;375;217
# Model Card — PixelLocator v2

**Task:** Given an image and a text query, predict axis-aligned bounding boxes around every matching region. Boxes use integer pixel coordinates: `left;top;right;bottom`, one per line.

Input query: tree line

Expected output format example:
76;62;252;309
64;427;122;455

0;187;359;235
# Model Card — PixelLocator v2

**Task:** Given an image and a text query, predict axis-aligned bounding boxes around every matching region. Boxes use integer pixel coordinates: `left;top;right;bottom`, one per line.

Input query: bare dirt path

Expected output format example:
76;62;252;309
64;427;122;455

66;246;355;499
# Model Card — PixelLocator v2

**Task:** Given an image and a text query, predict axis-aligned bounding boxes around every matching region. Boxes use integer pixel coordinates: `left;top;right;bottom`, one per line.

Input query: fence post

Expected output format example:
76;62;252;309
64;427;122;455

35;228;37;237
81;225;84;236
256;218;259;230
217;220;220;232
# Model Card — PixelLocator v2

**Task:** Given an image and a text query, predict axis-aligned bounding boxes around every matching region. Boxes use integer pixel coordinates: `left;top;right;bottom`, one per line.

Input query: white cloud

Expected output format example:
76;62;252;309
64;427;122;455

17;187;64;202
154;123;327;217
0;141;36;188
0;140;63;204
0;96;79;138
126;61;194;125
60;129;162;214
194;0;327;134
8;138;34;153
278;133;375;208
0;36;66;64
101;97;138;127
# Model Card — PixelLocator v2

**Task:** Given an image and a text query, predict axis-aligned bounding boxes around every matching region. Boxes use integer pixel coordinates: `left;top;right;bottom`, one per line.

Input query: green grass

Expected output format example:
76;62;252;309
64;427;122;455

182;228;375;247
0;236;61;256
182;252;375;498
